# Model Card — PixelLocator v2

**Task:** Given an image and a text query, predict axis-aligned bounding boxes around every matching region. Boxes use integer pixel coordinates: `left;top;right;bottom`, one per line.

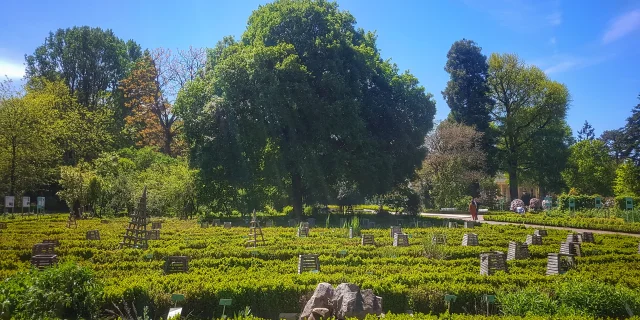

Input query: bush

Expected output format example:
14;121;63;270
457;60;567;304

529;198;541;210
453;196;472;211
0;262;103;319
498;288;558;316
614;195;640;210
557;194;599;210
510;199;524;211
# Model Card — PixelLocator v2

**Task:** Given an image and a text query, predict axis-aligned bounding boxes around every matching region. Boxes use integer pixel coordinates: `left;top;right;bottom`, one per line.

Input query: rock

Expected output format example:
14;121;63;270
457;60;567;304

300;283;334;320
301;283;383;320
362;289;383;315
333;283;365;320
310;307;330;320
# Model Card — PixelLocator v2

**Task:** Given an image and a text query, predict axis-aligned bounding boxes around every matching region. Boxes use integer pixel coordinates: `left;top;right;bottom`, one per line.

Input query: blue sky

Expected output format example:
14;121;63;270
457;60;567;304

1;0;639;136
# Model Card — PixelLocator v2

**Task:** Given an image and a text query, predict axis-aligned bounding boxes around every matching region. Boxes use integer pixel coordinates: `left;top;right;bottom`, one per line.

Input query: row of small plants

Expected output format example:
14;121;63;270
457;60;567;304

1;215;640;319
484;211;640;233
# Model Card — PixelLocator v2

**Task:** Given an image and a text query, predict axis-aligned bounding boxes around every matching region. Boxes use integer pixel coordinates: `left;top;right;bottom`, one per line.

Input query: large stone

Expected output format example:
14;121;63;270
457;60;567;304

301;283;382;320
333;283;365;319
300;283;334;320
361;289;383;315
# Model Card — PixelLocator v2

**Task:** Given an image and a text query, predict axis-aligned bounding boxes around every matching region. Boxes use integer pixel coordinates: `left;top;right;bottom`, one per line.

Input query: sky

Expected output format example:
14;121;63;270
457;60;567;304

1;0;639;136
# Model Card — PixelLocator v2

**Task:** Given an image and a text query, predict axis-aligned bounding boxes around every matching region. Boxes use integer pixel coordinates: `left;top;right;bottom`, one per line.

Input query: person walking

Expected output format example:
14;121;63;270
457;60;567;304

469;198;478;221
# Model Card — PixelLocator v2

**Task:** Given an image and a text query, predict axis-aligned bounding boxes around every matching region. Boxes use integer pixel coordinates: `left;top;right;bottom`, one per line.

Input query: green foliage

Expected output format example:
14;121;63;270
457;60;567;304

614;195;640;211
0;262;103;319
555;280;640;318
487;53;569;200
556;194;600;210
453;196;473;211
562;140;616;196
25;26;139;109
176;0;436;218
443;39;496;174
484;210;640;232
498;288;558;316
614;160;640;196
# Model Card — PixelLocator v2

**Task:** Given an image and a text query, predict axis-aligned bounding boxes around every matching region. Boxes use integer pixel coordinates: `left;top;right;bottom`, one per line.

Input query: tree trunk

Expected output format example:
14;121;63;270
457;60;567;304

163;125;172;155
508;166;519;202
9;138;16;196
291;171;303;221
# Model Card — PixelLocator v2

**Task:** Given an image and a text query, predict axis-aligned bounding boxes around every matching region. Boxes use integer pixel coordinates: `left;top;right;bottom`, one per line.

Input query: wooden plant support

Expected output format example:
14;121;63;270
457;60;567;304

448;221;459;228
361;234;375;246
546;253;575;275
393;233;409;247
147;229;160;240
581;232;595;243
164;256;189;274
464;221;476;229
462;233;479;246
152;222;162;230
212;219;221;226
42;239;60;247
525;234;542;245
0;222;6;229
223;222;232;229
507;241;529;260
432;234;447;245
31;242;57;270
66;214;77;229
480;251;507;275
297;254;320;274
120;187;149;249
247;211;265;248
560;242;582;257
390;226;402;238
86;230;101;240
534;229;548;237
297;226;309;237
566;233;582;243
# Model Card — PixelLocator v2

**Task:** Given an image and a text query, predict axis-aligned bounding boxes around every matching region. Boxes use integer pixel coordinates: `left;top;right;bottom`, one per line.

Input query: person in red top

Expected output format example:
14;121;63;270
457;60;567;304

468;198;479;221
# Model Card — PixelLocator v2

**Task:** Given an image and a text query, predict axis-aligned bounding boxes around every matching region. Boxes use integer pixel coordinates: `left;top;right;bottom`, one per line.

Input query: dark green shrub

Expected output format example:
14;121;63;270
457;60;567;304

557;194;598;210
614;195;640;210
0;262;103;319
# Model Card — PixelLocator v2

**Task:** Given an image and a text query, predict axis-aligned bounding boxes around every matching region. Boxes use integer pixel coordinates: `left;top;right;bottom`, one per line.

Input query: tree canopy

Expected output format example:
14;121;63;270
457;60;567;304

487;53;569;200
176;0;436;217
562;140;616;196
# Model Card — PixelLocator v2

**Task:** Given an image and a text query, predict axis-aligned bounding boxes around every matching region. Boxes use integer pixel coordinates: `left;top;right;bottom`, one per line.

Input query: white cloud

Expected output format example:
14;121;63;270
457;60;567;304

536;54;610;75
0;59;24;79
462;0;562;31
603;9;640;44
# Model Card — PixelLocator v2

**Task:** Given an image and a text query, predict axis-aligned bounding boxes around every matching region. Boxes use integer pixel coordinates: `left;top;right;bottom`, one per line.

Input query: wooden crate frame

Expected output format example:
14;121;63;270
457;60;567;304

480;251;507;275
546;253;575;275
164;256;189;274
560;241;581;257
361;234;375;246
147;229;160;240
86;230;101;240
534;229;548;237
526;234;542;245
507;241;529;260
297;254;320;274
432;234;447;245
462;233;479;246
30;255;57;270
390;226;402;238
33;243;55;255
152;222;162;230
393;233;409;247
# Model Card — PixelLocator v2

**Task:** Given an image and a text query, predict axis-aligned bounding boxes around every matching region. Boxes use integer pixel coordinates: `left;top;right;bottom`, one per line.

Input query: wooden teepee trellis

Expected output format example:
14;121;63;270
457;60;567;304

120;187;149;249
247;210;265;248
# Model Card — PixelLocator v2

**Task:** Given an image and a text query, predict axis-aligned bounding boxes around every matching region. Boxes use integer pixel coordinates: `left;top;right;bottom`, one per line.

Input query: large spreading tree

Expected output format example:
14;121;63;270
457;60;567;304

176;0;436;217
487;53;569;200
562;140;616;195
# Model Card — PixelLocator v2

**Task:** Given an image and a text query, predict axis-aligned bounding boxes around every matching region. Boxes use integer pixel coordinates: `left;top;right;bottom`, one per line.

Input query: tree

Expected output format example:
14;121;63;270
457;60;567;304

120;48;204;155
176;0;436;218
0;89;61;196
519;120;573;195
562;140;616;195
613;160;640;196
415;121;487;209
620;95;640;164
577;120;595;141
442;39;495;173
600;129;626;163
25;26;140;110
487;53;569;200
